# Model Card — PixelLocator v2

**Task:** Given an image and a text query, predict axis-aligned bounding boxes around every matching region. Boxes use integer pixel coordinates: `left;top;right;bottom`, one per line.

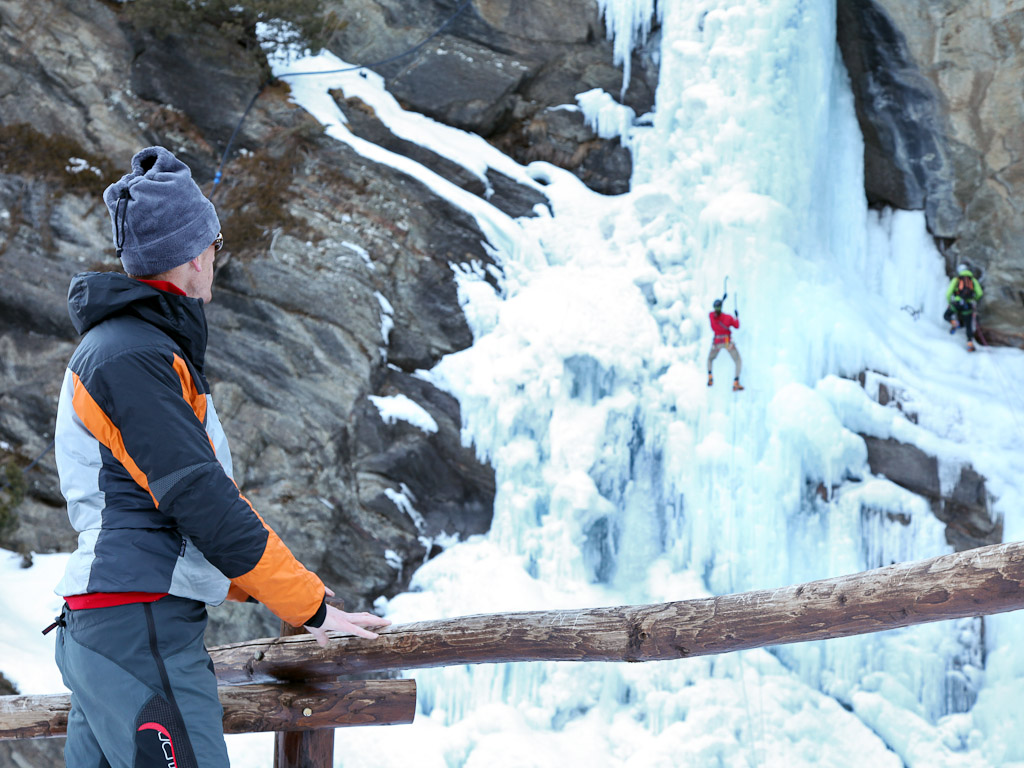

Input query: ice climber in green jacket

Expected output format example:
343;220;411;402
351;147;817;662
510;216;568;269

943;263;983;352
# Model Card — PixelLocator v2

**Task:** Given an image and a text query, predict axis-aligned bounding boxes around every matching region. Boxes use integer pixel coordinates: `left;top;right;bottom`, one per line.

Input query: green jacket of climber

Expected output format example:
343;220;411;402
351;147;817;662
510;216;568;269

945;265;983;306
943;264;983;351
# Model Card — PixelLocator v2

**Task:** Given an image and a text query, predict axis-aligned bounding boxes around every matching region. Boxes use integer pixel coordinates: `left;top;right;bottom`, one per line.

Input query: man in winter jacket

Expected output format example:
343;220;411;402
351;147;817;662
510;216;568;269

52;146;389;767
943;263;983;352
707;298;743;391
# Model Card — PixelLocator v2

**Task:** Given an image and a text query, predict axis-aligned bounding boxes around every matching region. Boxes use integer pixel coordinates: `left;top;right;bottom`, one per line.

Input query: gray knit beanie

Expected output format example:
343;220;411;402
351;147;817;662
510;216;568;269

103;146;221;276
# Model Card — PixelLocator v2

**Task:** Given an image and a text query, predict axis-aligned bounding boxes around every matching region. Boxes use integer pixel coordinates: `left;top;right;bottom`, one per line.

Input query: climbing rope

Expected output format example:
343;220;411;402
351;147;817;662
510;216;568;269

210;0;474;200
728;371;764;768
974;324;1024;433
210;82;269;200
947;296;1024;429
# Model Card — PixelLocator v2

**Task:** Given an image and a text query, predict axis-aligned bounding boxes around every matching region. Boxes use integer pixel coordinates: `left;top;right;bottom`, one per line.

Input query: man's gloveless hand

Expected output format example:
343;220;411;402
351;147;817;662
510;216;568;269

304;586;391;647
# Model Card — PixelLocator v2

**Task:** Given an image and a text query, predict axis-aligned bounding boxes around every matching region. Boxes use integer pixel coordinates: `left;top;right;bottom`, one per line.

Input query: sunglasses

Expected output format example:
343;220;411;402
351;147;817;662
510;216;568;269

213;232;224;252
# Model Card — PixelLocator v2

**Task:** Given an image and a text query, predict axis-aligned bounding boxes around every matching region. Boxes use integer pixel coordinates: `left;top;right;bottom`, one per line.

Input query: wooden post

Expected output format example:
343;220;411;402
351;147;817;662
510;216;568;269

274;620;333;768
0;680;416;741
211;539;1024;683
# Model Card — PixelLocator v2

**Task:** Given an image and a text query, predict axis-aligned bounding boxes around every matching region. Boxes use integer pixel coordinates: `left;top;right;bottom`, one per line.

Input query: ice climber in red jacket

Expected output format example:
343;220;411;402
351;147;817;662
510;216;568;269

708;298;743;391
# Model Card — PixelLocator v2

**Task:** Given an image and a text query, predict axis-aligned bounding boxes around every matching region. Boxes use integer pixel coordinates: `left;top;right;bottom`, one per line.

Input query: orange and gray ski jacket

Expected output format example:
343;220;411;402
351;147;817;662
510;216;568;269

54;272;325;627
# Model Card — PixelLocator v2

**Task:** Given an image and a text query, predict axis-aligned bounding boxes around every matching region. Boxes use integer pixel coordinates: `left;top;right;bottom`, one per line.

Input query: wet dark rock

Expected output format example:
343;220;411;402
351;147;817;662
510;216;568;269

387;40;531;136
862;436;1000;551
127;24;267;167
836;0;960;234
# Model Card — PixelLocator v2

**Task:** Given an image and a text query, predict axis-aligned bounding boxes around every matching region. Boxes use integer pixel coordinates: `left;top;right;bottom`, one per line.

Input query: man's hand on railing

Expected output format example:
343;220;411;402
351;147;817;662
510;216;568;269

304;587;391;647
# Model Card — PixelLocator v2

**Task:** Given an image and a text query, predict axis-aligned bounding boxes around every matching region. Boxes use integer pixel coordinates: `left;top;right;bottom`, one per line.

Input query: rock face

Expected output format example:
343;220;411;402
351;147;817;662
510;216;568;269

862;436;999;551
837;0;1024;345
0;0;653;687
0;0;532;657
852;371;1001;554
323;0;659;194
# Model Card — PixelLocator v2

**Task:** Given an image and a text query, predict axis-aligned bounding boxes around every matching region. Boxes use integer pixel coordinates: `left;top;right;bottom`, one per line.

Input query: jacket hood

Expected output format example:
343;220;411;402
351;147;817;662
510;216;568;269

67;271;208;370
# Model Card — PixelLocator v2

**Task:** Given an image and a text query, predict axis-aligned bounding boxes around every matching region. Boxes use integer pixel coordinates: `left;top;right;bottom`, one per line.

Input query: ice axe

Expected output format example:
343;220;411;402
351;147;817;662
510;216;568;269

722;277;738;318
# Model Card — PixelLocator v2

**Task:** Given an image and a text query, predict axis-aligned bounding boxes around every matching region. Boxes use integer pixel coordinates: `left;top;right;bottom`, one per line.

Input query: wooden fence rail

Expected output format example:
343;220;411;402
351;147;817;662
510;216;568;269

4;538;1024;756
211;539;1024;684
0;680;416;741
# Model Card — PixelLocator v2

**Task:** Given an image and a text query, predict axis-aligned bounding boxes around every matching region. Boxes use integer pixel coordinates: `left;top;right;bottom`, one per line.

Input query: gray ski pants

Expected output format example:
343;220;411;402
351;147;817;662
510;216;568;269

708;340;742;379
55;596;229;768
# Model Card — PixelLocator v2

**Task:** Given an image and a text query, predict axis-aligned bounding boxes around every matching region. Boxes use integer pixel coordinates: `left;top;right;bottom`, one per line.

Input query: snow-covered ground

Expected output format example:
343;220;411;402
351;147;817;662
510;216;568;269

5;1;1024;766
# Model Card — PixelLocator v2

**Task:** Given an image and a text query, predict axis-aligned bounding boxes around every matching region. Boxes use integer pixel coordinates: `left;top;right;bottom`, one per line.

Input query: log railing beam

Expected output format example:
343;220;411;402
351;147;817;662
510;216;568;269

211;540;1024;685
0;680;416;741
9;539;1024;742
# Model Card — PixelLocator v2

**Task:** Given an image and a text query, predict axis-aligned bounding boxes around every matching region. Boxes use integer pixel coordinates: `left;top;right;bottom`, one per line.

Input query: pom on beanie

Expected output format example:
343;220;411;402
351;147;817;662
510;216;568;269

103;147;221;277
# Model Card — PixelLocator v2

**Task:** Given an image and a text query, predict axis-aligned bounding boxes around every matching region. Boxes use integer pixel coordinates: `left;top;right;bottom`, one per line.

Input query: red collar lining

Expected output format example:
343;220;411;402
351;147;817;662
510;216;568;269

138;279;186;296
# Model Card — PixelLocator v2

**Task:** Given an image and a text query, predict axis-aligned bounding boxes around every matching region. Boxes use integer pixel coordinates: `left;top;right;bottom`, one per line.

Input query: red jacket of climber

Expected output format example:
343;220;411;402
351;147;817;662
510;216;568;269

708;298;743;391
709;306;739;342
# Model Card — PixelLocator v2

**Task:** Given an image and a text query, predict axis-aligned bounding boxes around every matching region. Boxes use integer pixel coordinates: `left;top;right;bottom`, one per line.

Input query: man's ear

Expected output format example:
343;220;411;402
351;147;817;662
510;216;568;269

190;257;202;272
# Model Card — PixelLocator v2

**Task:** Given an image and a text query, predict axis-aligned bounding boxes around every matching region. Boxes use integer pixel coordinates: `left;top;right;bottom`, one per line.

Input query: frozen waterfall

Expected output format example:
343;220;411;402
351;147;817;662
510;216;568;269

265;1;1024;765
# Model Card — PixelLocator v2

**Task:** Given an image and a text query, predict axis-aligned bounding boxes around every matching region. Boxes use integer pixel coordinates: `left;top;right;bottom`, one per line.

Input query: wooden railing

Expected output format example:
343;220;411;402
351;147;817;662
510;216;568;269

0;679;416;741
211;539;1024;681
4;539;1024;767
